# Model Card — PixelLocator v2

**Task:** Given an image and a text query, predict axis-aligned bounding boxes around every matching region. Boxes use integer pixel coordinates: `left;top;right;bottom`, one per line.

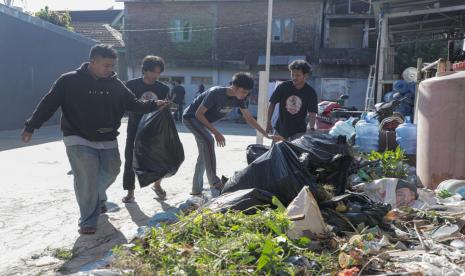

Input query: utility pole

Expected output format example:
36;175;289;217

256;0;273;144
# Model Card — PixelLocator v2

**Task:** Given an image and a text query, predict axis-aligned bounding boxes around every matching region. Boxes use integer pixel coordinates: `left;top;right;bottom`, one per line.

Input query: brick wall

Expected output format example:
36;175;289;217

124;0;323;68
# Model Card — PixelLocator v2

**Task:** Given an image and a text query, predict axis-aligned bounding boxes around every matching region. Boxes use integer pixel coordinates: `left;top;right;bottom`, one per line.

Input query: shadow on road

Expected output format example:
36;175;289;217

58;215;127;274
125;201;151;227
0;125;62;151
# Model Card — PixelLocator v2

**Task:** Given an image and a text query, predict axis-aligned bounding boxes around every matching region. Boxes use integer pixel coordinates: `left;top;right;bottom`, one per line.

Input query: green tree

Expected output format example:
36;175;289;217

35;6;73;31
395;40;448;73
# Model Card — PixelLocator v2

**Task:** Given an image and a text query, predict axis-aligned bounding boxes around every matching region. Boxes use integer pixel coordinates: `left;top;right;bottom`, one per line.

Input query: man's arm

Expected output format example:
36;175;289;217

123;85;167;113
266;103;276;134
242;108;283;142
307;112;316;131
195;106;225;147
22;78;65;142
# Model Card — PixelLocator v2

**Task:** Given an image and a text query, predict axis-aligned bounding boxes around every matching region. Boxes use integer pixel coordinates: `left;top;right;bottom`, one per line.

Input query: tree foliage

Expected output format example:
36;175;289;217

34;6;73;31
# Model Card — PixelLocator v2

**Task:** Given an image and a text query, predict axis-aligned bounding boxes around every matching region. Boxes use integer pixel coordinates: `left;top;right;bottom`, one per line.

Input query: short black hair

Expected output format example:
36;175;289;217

142;55;165;73
231;72;254;90
289;60;312;74
89;44;117;59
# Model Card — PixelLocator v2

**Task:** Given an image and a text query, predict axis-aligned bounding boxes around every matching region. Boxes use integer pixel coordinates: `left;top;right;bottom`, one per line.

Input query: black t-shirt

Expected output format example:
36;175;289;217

171;85;186;104
125;78;169;129
183;86;246;123
269;81;318;138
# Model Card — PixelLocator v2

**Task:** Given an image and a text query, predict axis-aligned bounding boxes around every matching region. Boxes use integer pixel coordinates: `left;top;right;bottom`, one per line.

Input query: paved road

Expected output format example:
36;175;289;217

0;119;269;275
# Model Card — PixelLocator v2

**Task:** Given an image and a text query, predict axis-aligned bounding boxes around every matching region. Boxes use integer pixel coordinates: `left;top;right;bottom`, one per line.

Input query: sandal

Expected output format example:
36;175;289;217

78;226;97;235
152;186;167;200
213;182;224;191
190;191;202;196
122;195;135;203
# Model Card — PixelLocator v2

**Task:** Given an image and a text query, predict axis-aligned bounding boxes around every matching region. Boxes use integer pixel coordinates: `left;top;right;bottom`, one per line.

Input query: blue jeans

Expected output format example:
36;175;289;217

183;117;221;194
66;145;121;228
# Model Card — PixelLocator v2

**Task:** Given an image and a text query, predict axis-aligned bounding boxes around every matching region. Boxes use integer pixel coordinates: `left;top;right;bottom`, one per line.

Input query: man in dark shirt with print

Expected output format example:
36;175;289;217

266;60;318;140
122;56;170;203
21;45;168;235
183;72;281;196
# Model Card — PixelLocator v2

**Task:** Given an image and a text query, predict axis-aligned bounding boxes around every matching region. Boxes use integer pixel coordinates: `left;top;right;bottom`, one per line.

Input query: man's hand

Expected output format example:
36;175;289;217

213;130;226;147
266;121;273;134
21;129;33;143
266;134;284;142
155;100;169;110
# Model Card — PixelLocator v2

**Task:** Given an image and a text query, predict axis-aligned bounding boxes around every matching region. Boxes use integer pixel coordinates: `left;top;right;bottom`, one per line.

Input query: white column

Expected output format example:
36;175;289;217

256;0;273;144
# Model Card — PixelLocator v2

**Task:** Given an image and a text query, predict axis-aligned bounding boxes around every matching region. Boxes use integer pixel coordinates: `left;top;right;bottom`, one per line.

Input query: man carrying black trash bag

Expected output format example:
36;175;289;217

122;56;170;203
21;44;168;235
266;60;318;140
182;72;283;196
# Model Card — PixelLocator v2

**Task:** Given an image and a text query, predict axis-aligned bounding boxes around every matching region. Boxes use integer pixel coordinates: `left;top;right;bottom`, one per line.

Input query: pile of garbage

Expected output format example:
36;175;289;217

109;133;465;275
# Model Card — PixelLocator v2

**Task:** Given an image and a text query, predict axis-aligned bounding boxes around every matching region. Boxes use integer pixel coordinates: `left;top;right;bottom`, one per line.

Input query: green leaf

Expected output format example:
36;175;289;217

297;236;311;246
230;225;240;231
257;239;273;271
266;220;282;235
272;196;286;212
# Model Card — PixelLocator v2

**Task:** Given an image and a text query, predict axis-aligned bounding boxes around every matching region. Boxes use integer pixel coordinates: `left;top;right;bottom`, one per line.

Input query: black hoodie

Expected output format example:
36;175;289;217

24;63;159;141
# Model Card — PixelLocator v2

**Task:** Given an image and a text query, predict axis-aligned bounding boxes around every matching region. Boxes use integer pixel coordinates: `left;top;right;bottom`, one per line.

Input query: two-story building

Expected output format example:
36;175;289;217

121;0;376;109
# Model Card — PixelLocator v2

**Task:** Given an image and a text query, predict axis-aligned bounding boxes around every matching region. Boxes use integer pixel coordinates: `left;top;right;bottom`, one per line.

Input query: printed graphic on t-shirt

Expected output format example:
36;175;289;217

285;95;302;115
219;107;233;114
141;91;158;101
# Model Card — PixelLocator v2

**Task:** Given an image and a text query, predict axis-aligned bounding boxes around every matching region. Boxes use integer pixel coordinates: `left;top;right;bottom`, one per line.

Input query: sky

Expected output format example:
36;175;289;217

17;0;124;12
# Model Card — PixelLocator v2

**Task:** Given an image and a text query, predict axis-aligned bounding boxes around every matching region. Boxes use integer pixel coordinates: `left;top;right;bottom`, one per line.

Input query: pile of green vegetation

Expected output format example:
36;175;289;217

357;147;410;181
113;206;337;275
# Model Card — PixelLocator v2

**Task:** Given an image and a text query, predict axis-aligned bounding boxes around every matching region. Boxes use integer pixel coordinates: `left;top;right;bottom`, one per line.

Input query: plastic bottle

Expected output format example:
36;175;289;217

355;120;379;153
396;121;417;155
393;80;410;94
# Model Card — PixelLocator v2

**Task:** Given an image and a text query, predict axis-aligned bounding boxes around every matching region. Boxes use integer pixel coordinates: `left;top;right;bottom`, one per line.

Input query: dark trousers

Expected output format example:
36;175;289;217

174;103;183;121
122;120;138;191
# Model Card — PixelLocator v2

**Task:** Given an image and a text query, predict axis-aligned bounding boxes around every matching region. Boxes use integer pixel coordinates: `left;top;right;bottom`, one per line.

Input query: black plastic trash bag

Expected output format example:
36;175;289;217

222;142;318;206
319;192;391;233
292;133;353;195
246;144;270;164
205;188;275;214
133;108;184;187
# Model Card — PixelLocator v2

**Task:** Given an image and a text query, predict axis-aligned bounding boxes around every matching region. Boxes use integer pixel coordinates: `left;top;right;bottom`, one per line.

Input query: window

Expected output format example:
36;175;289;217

272;18;294;42
160;76;185;85
191;76;213;85
171;19;192;42
171;76;185;84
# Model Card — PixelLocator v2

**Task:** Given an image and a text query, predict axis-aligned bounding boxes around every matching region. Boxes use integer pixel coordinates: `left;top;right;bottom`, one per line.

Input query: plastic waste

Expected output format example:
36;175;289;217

437;179;465;199
133;109;185;187
329;120;356;142
355;120;379;153
205;188;274;214
286;186;327;239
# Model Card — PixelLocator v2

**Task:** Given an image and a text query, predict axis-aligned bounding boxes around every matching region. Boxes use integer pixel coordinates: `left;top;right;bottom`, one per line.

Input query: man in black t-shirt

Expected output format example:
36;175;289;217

170;80;186;122
122;56;170;203
266;60;318;140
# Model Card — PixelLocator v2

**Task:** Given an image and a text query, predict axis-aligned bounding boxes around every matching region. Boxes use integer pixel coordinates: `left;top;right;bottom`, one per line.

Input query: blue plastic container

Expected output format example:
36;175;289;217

355;120;379;153
409;82;416;93
383;91;394;102
396;122;417;155
394;80;410;94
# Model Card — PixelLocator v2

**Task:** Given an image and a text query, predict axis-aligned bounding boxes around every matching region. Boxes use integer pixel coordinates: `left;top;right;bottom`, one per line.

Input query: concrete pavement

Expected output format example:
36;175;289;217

0;119;269;275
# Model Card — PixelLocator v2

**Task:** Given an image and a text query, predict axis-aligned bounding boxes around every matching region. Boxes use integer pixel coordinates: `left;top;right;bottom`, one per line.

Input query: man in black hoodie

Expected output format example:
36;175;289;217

21;44;168;235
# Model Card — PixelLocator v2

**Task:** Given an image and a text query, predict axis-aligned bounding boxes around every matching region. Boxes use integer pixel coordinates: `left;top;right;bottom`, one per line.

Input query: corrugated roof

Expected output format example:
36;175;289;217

73;22;124;48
